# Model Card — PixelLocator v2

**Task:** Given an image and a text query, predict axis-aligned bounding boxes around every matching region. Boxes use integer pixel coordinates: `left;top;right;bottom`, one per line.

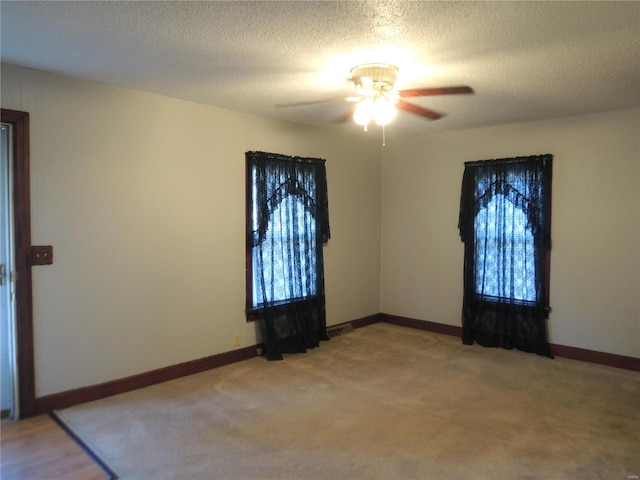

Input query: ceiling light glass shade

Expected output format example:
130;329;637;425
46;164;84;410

353;99;375;125
374;99;397;125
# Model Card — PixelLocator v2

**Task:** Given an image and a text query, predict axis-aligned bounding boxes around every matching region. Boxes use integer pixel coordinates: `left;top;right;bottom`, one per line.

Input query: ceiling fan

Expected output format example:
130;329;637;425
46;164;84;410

277;63;474;130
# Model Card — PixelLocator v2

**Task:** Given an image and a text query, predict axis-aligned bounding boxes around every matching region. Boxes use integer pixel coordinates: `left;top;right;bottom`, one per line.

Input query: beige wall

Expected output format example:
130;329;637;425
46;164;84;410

3;63;638;398
381;107;640;358
1;64;382;396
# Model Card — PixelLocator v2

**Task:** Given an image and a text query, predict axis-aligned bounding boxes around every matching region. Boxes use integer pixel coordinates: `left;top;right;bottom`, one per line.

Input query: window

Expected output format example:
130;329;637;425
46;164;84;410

458;154;553;356
245;151;330;360
475;194;536;303
250;194;317;307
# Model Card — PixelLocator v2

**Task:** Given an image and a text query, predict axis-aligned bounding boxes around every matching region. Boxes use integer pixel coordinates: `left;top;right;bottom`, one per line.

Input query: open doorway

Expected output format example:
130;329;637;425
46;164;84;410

1;121;17;419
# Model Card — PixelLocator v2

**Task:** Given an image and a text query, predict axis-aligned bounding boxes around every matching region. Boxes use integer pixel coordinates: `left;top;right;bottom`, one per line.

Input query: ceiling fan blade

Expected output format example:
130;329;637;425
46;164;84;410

333;106;356;123
398;86;474;98
397;100;445;120
276;97;359;108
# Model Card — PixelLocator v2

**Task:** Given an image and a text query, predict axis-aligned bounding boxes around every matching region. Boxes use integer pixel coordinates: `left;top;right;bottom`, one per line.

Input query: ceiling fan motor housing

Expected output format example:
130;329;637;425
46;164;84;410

351;63;398;92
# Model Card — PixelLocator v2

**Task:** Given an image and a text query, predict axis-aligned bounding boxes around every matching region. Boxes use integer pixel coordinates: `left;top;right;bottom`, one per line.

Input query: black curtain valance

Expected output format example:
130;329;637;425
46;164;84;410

247;151;330;246
459;154;553;249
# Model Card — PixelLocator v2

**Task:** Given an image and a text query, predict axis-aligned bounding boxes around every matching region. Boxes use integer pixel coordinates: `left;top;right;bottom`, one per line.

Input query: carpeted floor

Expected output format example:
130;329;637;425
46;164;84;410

56;323;639;479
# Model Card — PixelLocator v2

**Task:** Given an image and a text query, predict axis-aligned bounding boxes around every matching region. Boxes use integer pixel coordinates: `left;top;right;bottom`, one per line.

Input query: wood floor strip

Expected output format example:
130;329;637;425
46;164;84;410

1;414;109;480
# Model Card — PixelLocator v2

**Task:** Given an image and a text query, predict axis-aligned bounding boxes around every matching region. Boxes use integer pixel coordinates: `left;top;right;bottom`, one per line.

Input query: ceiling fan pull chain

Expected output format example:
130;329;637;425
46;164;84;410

382;124;386;147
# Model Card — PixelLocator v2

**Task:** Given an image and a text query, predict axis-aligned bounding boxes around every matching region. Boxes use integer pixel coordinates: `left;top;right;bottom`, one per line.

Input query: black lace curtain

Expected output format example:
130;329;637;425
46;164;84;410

458;154;553;357
246;151;330;361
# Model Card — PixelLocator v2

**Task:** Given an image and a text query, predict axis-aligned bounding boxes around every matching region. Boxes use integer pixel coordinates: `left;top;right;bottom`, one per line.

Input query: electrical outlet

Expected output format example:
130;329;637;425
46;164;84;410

233;333;241;347
31;245;53;265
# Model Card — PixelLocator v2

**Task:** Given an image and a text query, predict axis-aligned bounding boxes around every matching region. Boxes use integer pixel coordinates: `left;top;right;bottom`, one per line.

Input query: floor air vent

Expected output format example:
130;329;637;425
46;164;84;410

327;322;354;338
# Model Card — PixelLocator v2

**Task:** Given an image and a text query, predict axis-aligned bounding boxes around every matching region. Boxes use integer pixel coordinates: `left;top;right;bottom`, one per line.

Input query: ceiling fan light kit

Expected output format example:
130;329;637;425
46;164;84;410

353;97;398;129
351;63;399;130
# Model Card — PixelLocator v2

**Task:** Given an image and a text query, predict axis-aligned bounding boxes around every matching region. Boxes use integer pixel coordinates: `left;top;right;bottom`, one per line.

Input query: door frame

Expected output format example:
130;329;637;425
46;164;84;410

1;109;35;418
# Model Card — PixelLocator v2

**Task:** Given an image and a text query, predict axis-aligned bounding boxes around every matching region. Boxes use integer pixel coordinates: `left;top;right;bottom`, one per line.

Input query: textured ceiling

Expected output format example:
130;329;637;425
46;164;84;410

1;1;639;136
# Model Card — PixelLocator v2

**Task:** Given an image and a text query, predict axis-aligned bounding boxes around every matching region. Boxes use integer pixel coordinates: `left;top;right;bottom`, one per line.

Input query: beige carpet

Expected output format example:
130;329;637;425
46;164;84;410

56;323;639;479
